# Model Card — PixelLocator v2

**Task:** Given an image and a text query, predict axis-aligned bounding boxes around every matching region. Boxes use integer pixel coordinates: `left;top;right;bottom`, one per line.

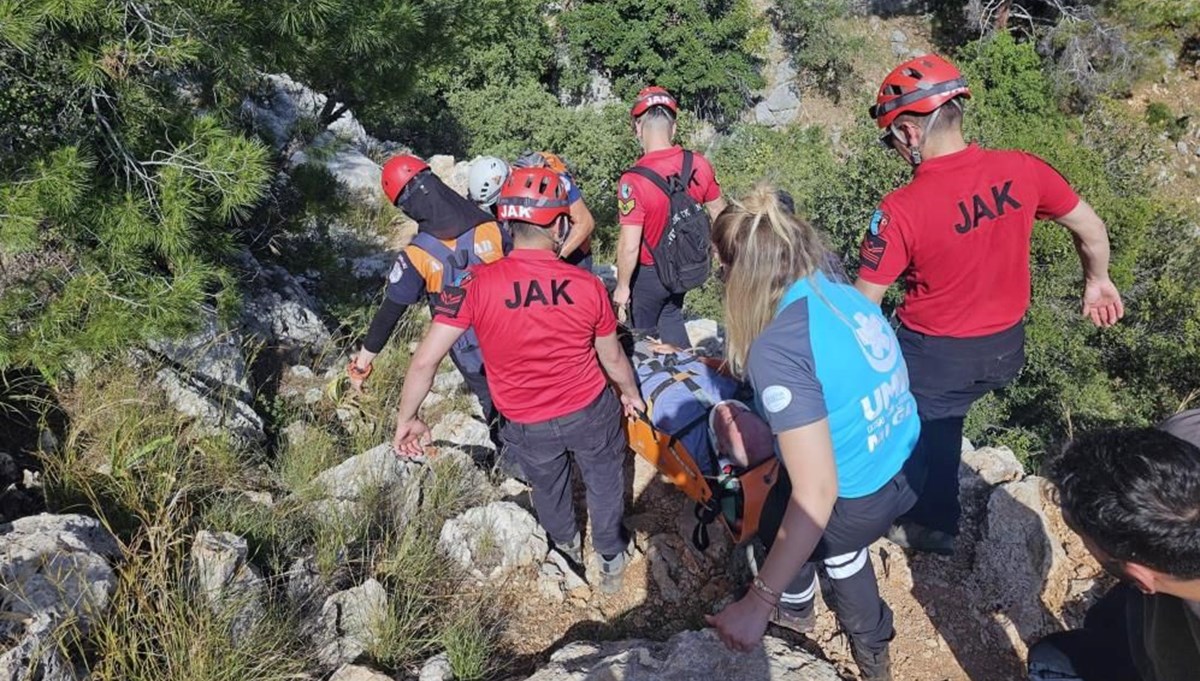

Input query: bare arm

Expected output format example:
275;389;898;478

595;332;640;402
854;279;889;306
559;198;596;259
707;419;838;651
1054;200;1124;327
615;224;642;292
1056;199;1111;282
393;323;467;455
705;195;727;222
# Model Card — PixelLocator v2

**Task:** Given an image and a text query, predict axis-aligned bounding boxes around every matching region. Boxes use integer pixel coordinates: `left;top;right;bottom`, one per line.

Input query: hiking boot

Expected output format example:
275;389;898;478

851;641;892;681
768;607;815;635
886;521;955;556
554;533;583;567
598;544;634;595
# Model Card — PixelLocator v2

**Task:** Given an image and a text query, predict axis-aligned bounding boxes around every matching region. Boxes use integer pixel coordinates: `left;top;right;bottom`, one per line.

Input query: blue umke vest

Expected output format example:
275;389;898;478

774;272;919;498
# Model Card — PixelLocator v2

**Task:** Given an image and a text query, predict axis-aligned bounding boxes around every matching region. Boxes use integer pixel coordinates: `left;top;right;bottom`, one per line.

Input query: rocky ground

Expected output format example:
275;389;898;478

0;22;1118;680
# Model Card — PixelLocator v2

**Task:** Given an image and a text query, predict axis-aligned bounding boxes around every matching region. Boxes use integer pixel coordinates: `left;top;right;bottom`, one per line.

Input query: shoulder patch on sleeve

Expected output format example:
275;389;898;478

860;233;888;271
762;386;793;414
618;181;636;215
387;258;407;283
869;209;890;235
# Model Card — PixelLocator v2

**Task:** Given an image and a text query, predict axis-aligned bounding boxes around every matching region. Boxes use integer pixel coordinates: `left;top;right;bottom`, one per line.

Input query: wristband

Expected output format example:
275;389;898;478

347;360;373;381
752;576;781;603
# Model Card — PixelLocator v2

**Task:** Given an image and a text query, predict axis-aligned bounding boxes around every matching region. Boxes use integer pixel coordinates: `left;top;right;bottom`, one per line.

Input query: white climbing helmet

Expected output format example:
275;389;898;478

467;156;510;208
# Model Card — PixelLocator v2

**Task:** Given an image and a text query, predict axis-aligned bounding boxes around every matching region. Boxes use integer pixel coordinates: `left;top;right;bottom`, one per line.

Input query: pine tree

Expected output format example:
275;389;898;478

0;1;270;378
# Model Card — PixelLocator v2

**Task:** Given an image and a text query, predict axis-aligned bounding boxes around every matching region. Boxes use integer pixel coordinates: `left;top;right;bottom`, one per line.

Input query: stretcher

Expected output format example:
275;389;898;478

621;354;781;551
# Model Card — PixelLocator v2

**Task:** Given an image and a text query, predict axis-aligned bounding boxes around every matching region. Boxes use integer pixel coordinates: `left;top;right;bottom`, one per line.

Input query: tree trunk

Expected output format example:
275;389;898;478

995;0;1012;31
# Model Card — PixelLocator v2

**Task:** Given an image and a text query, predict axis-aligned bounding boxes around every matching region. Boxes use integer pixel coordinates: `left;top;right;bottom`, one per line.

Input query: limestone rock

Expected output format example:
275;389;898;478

0;514;121;681
973;477;1066;654
0;614;79;681
429;156;471;198
0;514;121;638
432;370;466;396
685;319;723;356
189;531;266;643
647;537;683;603
331;664;393;681
962;446;1025;486
146;310;264;445
316;579;389;668
310;443;421;517
242;74;374;152
430;412;494;458
238;252;332;363
439;502;548;582
523;629;841;680
285;556;325;614
419;653;454;681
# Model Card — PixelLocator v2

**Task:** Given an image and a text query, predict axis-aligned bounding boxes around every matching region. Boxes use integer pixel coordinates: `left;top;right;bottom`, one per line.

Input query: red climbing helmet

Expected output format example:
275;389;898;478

630;86;679;119
380;154;430;204
496;167;570;226
870;54;971;129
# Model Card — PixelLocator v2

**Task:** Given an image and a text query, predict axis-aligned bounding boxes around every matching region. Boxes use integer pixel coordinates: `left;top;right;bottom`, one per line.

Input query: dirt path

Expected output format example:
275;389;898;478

491;455;1101;681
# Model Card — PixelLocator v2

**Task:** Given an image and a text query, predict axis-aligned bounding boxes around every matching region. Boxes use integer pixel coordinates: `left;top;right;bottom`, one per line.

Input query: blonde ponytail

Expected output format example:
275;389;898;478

712;183;835;376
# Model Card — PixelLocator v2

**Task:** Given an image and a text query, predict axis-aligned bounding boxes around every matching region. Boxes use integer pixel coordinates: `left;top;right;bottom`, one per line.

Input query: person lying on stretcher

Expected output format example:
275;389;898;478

631;338;774;474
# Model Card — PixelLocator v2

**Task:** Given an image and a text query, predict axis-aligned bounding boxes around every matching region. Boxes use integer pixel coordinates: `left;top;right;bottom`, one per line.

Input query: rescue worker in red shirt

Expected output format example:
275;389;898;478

468;152;597;270
613;86;726;348
348;155;508;448
392;167;645;593
854;54;1125;554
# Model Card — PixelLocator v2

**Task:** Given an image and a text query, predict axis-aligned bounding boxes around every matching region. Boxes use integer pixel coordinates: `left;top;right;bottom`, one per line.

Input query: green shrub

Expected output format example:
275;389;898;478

559;0;764;127
1145;101;1189;140
770;0;864;100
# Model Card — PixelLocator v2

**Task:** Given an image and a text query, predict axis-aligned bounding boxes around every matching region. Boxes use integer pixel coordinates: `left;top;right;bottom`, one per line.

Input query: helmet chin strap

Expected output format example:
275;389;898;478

892;99;960;167
554;216;571;247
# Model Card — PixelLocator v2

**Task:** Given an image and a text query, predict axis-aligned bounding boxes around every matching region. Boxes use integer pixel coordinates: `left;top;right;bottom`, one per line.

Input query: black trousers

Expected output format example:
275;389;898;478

759;468;917;654
499;389;629;557
1027;585;1140;680
898;322;1024;535
630;264;690;349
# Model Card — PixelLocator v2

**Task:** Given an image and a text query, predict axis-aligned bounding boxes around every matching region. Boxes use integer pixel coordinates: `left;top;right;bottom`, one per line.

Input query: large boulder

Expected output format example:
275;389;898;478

237;253;332;364
316;579;389;668
189;531;266;644
0;514;122;681
523;629;841;680
145;310;264;445
0;514;121;637
973;476;1099;656
439;502;548;582
241;74;374;152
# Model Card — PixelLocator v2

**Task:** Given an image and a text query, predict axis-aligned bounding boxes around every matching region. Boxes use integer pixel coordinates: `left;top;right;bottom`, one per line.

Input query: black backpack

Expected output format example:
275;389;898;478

625;150;711;293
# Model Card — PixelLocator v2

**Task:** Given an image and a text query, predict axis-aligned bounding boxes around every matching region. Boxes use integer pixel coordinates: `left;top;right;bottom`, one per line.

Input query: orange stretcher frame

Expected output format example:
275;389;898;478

619;356;781;546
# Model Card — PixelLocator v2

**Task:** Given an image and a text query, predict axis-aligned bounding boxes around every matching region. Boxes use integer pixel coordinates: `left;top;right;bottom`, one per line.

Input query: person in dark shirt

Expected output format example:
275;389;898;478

1028;410;1200;681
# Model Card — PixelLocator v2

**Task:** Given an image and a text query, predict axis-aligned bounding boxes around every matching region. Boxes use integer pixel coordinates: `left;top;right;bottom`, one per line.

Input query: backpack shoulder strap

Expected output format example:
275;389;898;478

625;165;673;197
681;150;694;189
411;232;463;289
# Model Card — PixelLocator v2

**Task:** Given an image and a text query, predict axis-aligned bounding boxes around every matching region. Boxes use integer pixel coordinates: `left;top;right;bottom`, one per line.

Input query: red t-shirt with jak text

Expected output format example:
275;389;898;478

435;249;617;424
857;144;1080;338
618;146;721;266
